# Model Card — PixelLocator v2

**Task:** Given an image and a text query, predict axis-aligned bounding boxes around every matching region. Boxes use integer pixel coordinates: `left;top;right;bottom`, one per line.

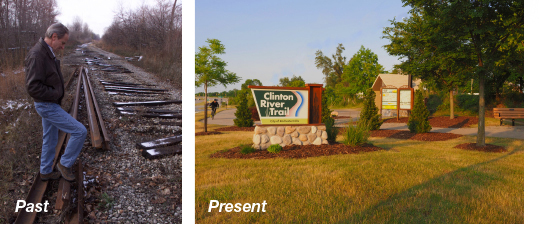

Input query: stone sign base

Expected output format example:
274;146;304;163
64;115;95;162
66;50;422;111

252;125;329;150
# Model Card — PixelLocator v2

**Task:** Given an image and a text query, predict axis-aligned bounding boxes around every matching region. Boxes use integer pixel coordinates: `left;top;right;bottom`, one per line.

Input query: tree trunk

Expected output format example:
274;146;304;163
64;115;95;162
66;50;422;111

204;80;208;132
477;74;485;146
449;89;454;119
169;0;177;31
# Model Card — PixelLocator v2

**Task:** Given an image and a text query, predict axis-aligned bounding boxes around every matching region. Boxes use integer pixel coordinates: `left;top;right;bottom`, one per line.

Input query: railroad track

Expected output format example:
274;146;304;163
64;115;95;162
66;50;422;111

15;67;109;224
15;45;182;224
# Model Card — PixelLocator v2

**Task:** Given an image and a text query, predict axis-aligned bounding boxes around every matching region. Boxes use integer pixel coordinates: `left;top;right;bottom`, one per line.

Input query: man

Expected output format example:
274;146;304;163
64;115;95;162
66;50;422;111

209;99;219;119
25;23;86;182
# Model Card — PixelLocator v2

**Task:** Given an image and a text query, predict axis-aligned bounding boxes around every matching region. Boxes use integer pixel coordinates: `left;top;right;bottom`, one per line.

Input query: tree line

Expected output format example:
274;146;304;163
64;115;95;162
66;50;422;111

315;44;385;106
101;0;181;86
68;16;100;44
0;0;58;68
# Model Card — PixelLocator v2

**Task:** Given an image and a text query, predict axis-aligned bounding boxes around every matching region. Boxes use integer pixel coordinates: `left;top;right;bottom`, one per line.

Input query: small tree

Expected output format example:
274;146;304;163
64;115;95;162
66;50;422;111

195;39;240;132
322;89;338;143
234;92;254;127
359;88;383;130
408;90;431;133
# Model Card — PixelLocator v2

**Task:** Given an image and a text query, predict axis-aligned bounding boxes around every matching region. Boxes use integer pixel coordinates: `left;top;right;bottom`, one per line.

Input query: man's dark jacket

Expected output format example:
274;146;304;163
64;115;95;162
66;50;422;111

210;101;219;109
25;38;65;104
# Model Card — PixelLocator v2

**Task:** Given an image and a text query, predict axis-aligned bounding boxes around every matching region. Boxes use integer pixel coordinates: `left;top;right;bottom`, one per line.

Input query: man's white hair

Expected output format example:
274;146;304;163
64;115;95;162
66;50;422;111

45;23;69;39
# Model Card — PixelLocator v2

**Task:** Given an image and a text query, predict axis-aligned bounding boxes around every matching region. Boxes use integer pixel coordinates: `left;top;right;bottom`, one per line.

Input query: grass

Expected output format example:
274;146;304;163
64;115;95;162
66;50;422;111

95;42;181;89
240;145;257;154
195;131;524;223
0;66;27;100
98;193;114;211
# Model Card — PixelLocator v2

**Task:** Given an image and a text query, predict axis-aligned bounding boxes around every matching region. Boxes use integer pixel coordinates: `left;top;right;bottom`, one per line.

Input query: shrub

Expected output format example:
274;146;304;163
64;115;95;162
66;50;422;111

408;90;432;133
325;117;338;143
498;92;524;108
321;89;334;126
359;89;383;130
426;94;443;114
456;94;479;113
234;92;254;127
240;145;256;154
267;144;282;153
343;118;370;146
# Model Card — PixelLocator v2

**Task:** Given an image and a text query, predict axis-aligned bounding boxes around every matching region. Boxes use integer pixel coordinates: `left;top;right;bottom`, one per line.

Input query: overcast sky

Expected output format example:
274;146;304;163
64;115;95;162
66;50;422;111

195;0;412;93
55;0;161;36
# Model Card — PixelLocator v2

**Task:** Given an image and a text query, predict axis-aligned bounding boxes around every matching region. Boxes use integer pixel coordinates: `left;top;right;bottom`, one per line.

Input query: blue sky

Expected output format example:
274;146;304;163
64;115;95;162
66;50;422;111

195;0;412;93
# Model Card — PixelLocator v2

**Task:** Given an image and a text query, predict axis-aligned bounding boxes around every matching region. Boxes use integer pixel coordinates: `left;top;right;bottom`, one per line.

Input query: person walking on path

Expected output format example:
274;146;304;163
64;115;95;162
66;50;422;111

25;23;86;182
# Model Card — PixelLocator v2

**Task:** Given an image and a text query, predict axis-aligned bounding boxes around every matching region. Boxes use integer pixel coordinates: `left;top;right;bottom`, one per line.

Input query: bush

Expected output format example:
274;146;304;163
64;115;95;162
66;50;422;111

233;92;254;127
240;145;256;154
502;92;524;108
426;94;443;114
324;117;338;143
359;89;383;130
343;118;370;146
267;144;282;153
408;90;432;133
456;94;479;113
321;89;334;126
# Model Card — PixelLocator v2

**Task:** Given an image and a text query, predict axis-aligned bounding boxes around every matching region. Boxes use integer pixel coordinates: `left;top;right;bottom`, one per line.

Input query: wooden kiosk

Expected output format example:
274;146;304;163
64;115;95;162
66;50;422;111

372;74;418;118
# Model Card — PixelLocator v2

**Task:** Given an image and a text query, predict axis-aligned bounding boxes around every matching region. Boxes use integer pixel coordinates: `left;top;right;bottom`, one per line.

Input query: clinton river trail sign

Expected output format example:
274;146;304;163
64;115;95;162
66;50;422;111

251;89;309;124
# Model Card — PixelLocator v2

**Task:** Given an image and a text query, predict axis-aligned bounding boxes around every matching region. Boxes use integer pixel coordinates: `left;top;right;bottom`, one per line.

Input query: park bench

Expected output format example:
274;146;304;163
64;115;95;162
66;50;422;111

493;108;524;126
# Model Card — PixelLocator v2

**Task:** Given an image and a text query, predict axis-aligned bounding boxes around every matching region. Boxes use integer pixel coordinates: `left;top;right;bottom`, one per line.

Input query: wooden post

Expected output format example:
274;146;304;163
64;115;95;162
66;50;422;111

397;88;400;121
306;84;323;124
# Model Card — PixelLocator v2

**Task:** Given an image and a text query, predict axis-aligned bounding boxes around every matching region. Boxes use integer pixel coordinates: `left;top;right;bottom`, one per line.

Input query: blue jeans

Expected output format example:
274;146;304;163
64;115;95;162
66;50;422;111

34;102;87;174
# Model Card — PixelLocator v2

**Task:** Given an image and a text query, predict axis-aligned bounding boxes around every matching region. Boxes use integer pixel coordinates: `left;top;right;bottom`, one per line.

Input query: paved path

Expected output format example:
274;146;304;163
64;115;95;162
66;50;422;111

202;108;524;140
200;108;241;126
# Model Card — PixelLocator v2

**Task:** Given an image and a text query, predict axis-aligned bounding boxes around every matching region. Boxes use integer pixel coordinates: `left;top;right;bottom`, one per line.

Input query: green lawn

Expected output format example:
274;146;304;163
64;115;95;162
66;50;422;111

195;131;524;224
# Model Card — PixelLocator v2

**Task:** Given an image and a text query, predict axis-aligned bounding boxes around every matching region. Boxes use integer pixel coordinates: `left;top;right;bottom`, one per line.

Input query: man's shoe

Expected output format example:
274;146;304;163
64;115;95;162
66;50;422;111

40;171;61;181
56;163;75;182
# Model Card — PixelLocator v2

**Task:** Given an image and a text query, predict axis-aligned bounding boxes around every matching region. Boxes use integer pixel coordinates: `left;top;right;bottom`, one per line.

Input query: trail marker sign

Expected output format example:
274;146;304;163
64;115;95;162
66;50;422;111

249;84;323;125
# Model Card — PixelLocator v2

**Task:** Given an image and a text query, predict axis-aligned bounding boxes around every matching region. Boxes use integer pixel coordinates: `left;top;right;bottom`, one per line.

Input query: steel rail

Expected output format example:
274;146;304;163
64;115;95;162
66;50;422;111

82;68;103;148
84;68;110;149
55;66;84;212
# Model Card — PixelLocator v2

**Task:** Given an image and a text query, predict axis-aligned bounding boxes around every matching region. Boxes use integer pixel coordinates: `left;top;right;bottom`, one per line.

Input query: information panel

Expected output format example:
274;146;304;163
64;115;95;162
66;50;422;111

382;88;397;109
399;89;412;110
252;89;309;124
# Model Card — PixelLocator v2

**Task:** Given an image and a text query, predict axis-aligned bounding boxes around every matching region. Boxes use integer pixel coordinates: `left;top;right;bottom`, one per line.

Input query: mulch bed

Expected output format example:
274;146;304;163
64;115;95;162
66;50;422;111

370;130;462;141
213;126;256;132
195;131;223;136
454;143;507;153
210;142;383;159
383;116;478;128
